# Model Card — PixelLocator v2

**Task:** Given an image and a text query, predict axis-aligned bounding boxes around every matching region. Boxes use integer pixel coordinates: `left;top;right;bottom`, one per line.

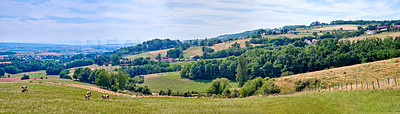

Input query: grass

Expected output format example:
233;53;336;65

275;57;400;93
139;72;238;92
2;81;400;113
123;53;154;60
12;73;47;78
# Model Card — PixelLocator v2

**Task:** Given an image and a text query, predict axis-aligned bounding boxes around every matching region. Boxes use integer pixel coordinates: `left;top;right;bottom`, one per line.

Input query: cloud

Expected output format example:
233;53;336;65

0;0;399;44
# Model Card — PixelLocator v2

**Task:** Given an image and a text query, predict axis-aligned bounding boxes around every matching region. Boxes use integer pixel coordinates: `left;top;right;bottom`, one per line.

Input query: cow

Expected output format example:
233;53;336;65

102;95;109;100
86;91;91;96
21;86;28;93
84;95;90;99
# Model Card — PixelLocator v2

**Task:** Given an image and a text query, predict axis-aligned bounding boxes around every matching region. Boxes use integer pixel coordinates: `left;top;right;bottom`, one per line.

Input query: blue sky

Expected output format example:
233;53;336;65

0;0;399;45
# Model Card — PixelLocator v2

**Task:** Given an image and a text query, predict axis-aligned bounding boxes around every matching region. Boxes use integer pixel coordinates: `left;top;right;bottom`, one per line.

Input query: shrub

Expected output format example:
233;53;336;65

111;85;119;92
21;74;30;80
257;80;280;95
205;78;231;95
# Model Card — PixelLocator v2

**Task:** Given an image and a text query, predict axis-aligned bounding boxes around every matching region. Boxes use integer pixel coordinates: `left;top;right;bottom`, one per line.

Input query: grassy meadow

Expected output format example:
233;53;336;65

139;72;239;93
1;81;400;113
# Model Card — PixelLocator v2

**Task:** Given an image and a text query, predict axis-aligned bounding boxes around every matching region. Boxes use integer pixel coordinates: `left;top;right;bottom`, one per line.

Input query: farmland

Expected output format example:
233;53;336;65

1;81;400;113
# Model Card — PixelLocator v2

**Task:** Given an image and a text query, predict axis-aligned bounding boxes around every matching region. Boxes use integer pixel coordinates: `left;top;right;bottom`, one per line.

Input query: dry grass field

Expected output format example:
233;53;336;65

262;34;311;39
312;25;358;31
183;39;262;57
275;57;400;93
123;48;171;60
342;32;400;42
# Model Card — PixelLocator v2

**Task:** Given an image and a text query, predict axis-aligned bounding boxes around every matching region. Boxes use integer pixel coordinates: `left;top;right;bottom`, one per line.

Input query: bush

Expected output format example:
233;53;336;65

240;77;280;97
0;68;5;77
111;85;119;92
205;78;231;95
21;74;30;80
257;80;280;95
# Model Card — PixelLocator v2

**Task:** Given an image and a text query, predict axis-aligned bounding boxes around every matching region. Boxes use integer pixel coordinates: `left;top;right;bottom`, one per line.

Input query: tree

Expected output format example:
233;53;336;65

116;70;129;90
231;42;240;48
73;68;82;80
245;41;251;47
236;55;248;87
0;68;4;77
312;32;318;36
95;70;111;88
206;78;231;95
21;74;30;80
111;54;120;66
4;66;21;74
59;69;70;79
156;53;162;62
78;67;91;82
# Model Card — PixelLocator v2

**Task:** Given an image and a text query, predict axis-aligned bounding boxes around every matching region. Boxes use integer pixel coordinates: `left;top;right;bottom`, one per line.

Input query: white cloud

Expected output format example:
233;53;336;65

0;0;399;44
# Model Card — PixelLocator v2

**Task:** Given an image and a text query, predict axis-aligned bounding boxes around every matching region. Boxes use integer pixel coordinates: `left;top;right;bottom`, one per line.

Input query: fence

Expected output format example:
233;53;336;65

299;77;399;93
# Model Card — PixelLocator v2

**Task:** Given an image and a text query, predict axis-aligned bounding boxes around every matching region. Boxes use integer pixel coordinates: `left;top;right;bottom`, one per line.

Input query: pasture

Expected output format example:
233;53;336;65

139;72;239;93
1;81;400;113
342;31;400;42
275;57;400;93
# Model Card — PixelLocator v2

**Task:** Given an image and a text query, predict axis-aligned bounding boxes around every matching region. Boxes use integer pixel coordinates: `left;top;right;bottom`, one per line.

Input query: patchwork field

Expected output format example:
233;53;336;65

1;81;400;113
311;25;358;31
139;72;239;93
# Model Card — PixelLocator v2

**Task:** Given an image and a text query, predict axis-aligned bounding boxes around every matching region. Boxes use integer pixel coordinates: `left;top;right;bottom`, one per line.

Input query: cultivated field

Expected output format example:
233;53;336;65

275;57;400;93
262;34;311;39
1;81;400;113
139;72;239;92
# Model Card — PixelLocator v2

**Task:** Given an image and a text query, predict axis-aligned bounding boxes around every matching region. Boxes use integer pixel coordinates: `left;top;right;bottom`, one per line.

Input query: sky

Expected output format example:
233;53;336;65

0;0;399;45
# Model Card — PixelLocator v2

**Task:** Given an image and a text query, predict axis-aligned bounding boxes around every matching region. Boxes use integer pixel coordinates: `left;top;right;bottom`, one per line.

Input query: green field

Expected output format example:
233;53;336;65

1;81;400;113
12;73;47;78
139;72;239;93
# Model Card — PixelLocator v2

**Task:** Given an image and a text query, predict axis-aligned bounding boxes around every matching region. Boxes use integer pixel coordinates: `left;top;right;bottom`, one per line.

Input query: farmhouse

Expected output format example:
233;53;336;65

304;39;318;44
161;57;176;63
150;58;159;62
377;26;388;31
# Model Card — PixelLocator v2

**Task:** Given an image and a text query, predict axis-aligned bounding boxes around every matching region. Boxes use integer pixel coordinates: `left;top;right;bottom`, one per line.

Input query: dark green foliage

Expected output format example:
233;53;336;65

200;38;222;46
206;78;231;95
59;69;70;79
0;68;5;76
95;70;111;88
240;77;280;97
21;74;29;80
236;56;248;87
0;51;16;55
46;67;64;75
4;66;21;74
115;39;181;55
66;60;93;68
166;48;183;58
111;54;121;66
133;75;144;84
202;47;214;53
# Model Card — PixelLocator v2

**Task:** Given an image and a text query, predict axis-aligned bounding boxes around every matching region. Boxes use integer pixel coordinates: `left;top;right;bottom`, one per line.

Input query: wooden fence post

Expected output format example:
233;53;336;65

395;77;397;87
350;82;352;90
388;78;390;85
356;81;358;89
366;81;368;89
346;83;348;89
372;81;375;89
329;85;331;91
361;81;363;89
376;79;380;89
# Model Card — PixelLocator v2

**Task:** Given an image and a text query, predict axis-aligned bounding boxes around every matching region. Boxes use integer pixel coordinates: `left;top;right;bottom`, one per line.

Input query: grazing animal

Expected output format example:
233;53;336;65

21;86;28;93
84;95;90;99
102;95;109;100
86;91;91;96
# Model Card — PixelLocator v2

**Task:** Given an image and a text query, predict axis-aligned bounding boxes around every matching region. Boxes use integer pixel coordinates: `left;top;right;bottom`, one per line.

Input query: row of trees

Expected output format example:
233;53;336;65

72;67;151;94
